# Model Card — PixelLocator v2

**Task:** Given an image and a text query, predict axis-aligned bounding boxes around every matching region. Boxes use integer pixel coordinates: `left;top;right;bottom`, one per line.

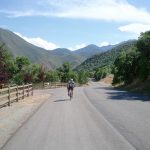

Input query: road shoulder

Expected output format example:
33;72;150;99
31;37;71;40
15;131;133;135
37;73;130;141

0;90;51;149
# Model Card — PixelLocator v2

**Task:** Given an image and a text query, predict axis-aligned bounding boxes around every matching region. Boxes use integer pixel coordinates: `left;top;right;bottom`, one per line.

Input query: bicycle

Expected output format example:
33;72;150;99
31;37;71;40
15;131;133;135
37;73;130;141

68;89;73;100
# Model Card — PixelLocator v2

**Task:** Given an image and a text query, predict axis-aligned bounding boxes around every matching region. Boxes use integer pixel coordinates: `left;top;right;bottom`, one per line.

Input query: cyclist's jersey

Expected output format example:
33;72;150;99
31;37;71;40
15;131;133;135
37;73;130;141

67;80;75;89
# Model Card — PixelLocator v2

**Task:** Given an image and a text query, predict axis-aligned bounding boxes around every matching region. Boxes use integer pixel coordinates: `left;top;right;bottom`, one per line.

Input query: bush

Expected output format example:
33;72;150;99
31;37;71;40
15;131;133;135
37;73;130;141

94;65;111;81
78;71;89;84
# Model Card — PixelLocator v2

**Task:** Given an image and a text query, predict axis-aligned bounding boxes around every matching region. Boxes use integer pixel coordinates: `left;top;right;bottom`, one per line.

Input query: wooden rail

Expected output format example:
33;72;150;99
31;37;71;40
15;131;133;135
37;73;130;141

44;82;80;89
44;82;67;89
0;84;33;108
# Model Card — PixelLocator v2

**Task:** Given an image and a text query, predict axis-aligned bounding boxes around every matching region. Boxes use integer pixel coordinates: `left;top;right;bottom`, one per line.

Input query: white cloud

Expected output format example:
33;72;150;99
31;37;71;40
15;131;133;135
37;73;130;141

0;9;53;18
69;43;86;51
1;0;150;23
118;23;150;35
99;41;110;47
14;32;59;50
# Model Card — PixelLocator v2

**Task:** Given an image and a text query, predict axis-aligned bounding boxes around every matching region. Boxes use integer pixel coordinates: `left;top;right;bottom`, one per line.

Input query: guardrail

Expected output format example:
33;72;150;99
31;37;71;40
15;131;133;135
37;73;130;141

0;84;33;108
44;82;66;89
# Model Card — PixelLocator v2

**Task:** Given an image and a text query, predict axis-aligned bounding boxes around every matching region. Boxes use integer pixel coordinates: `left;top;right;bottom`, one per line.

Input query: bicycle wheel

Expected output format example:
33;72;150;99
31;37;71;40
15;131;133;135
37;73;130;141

69;90;73;101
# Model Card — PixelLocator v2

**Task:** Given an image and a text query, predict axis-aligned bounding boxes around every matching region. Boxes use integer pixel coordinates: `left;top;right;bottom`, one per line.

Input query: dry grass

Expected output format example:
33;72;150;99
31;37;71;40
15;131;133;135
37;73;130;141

122;79;150;95
100;75;113;85
100;75;150;95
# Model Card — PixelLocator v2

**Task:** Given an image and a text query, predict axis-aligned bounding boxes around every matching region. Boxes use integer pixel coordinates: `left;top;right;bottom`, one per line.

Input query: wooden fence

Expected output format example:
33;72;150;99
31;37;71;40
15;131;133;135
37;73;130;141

0;84;33;108
44;82;67;89
44;82;80;89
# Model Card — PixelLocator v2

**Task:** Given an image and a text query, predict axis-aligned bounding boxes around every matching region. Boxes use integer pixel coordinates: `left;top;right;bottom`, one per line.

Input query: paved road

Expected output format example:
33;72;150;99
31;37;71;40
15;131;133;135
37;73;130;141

1;82;150;150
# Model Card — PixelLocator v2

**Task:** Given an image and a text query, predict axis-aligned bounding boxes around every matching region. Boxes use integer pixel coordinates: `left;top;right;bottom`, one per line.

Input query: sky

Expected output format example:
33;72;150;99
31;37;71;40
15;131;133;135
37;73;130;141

0;0;150;50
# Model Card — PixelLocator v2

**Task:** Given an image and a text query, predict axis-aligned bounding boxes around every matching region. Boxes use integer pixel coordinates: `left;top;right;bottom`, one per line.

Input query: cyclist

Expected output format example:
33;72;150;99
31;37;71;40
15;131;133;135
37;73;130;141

67;79;75;97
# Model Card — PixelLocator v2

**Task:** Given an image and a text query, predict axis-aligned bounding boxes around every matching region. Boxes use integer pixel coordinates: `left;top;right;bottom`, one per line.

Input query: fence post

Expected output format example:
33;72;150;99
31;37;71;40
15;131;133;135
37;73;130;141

23;84;24;99
43;81;44;89
31;84;33;96
16;85;19;102
8;86;10;106
28;84;29;97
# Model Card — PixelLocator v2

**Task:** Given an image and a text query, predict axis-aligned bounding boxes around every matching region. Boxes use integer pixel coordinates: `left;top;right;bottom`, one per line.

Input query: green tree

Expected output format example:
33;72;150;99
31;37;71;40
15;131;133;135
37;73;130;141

113;49;140;85
37;65;46;84
136;31;150;80
78;71;89;84
136;31;150;57
13;64;40;84
94;65;111;81
57;62;73;82
15;56;30;72
0;44;17;86
112;52;126;84
45;71;60;82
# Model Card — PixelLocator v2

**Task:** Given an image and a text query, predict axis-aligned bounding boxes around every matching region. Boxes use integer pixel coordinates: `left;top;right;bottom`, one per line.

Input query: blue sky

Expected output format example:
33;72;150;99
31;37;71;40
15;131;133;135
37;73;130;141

0;0;150;50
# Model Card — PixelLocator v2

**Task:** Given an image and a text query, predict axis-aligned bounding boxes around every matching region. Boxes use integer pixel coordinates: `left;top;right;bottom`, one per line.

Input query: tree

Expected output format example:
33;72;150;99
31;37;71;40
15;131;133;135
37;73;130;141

0;44;17;86
112;52;126;84
113;49;140;85
136;31;150;57
13;64;41;84
45;71;59;82
15;56;30;72
37;65;46;85
136;31;150;80
78;71;89;84
57;62;73;82
94;65;111;81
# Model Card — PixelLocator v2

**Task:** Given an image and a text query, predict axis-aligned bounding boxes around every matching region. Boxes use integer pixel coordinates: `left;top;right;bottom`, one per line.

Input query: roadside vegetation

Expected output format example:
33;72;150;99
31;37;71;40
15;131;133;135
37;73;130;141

112;32;149;89
78;31;150;93
93;31;150;93
112;31;150;93
0;45;89;88
0;31;149;93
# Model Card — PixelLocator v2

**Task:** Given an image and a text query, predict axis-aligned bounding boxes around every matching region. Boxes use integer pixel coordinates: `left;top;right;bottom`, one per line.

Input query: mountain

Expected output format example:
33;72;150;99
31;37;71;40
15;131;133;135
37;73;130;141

73;44;115;59
51;48;72;55
0;28;83;69
51;48;83;67
0;28;58;69
75;40;136;71
0;28;126;69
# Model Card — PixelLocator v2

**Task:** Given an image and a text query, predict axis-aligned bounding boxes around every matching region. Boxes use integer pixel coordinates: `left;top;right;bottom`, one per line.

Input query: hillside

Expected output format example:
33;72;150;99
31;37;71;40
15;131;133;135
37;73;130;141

75;40;136;71
50;48;83;67
73;44;114;59
0;28;59;69
0;28;113;69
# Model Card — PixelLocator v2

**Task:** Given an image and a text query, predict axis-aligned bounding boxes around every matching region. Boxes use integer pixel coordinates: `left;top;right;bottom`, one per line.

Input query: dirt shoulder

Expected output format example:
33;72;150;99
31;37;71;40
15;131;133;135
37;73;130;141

0;89;51;149
100;75;113;85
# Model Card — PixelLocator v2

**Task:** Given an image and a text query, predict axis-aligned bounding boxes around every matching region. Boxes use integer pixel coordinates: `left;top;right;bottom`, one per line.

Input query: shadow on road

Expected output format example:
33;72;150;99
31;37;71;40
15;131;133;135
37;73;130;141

94;86;113;90
106;91;150;102
53;99;70;102
94;86;150;102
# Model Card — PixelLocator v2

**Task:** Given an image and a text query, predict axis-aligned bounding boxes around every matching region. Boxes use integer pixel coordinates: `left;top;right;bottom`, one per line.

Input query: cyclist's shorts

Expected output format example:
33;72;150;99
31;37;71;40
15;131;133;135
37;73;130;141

68;87;73;90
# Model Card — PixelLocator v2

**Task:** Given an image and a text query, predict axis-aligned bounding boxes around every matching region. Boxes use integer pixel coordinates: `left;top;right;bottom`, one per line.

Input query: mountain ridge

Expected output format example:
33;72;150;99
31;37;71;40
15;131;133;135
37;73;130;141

75;40;137;71
0;28;134;70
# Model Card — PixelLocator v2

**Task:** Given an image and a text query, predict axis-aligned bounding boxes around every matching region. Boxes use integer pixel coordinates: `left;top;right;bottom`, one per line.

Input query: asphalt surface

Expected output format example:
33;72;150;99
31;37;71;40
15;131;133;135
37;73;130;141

1;82;150;150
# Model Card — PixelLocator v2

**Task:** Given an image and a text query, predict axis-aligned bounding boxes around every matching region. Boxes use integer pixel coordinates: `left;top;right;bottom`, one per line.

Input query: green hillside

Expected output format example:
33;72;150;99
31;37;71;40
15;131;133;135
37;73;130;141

50;48;83;68
0;28;59;69
75;40;136;71
73;44;115;59
0;28;112;69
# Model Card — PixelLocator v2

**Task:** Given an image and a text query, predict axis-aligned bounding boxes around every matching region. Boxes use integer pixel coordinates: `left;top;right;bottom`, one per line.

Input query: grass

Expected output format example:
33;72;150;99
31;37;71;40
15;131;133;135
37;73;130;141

33;82;44;89
119;79;150;95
